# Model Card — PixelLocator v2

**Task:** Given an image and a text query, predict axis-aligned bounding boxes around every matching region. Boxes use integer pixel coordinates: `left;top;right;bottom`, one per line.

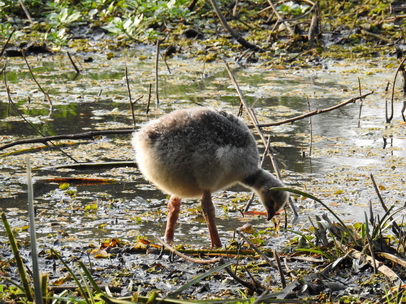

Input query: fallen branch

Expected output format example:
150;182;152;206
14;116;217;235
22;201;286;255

255;91;374;127
155;237;222;264
208;0;262;51
0;128;133;150
39;161;136;170
222;261;264;294
377;252;406;268
348;248;403;285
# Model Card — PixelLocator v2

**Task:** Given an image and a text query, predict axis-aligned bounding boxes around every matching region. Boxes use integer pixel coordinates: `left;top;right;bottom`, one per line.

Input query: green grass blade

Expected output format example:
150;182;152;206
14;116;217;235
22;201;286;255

272;187;358;244
51;249;91;304
78;261;104;295
26;157;43;304
76;264;95;304
1;212;34;302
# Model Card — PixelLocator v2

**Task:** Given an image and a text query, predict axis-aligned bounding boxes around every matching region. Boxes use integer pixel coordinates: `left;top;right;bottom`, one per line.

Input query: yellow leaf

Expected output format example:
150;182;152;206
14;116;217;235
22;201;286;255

52;274;71;286
59;183;70;190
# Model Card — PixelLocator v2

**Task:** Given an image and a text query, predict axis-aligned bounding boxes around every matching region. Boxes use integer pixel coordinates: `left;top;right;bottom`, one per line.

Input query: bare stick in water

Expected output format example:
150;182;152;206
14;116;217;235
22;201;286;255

22;52;53;112
387;57;406;123
155;39;161;106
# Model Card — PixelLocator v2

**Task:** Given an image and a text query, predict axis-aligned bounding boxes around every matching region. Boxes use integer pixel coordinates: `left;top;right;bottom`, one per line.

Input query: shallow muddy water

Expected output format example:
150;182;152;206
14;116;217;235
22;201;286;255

0;52;405;248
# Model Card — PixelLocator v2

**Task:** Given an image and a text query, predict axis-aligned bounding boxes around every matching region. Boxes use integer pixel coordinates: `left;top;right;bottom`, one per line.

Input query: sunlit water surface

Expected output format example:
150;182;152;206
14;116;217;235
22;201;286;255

0;52;405;247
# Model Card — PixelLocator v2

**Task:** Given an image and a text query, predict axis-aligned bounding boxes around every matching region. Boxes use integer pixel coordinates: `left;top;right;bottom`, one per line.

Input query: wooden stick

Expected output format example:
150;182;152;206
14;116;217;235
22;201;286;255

307;2;319;45
155;39;161;106
0;29;15;57
235;229;275;267
224;60;299;219
255;91;374;127
208;0;261;51
0;129;133;150
306;97;313;157
22;52;53;112
348;248;403;284
377;252;406;268
273;249;286;288
155;238;222;264
244;135;272;211
370;174;402;237
223;60;281;178
357;77;364;128
67;52;80;80
18;0;33;23
125;66;137;129
387;57;406;123
266;0;294;36
146;83;152;114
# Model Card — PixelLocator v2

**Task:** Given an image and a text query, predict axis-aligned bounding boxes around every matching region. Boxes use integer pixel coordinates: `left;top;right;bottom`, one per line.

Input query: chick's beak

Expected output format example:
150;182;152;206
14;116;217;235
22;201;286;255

266;205;275;221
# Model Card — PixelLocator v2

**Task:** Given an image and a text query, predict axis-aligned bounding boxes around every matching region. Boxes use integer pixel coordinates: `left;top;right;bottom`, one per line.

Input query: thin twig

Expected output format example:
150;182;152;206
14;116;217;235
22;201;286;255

387;57;406;123
244;135;272;211
22;52;53;112
370;174;386;212
223;59;299;219
155;39;161;106
223;60;280;177
235;229;275;267
0;128;134;150
222;262;261;292
357;77;363;128
307;2;319;46
160;48;172;74
18;0;33;23
146;83;152;114
67;52;80;80
266;0;294;36
370;174;402;237
400;58;406;122
306;97;313;157
256;91;374;127
243;266;263;291
125;66;136;129
0;28;15;57
2;91;374;152
155;238;222;264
